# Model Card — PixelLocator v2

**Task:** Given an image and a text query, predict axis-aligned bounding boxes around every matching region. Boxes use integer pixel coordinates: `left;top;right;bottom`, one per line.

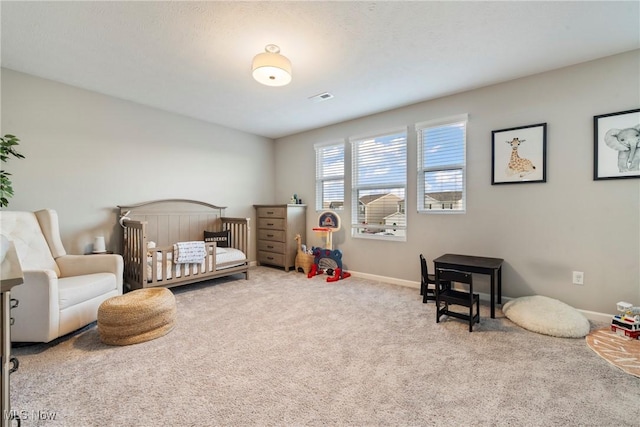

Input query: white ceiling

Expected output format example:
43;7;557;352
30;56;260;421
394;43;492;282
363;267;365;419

2;1;639;139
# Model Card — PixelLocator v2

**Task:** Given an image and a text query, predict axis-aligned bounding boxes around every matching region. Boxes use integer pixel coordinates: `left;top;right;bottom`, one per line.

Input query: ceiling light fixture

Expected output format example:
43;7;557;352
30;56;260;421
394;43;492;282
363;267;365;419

252;44;292;87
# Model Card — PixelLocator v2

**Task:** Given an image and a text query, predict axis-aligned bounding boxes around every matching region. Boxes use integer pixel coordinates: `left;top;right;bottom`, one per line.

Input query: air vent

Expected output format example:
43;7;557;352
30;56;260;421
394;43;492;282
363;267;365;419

308;92;334;103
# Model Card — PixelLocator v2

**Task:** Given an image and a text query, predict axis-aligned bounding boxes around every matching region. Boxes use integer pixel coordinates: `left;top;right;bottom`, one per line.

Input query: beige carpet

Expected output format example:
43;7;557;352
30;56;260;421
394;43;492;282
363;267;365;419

9;267;640;426
586;327;640;378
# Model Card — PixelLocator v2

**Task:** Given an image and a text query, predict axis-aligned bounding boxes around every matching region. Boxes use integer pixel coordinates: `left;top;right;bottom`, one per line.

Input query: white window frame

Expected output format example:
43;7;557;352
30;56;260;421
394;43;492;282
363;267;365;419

350;128;407;241
416;114;468;214
315;141;345;212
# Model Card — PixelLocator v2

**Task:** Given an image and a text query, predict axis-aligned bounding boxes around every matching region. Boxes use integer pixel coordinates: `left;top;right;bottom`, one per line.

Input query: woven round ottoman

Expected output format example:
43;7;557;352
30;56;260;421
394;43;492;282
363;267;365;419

97;288;176;346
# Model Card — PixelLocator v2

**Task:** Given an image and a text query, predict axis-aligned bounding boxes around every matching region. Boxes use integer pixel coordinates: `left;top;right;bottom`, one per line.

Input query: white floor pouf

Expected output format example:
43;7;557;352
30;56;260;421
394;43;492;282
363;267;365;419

502;295;591;338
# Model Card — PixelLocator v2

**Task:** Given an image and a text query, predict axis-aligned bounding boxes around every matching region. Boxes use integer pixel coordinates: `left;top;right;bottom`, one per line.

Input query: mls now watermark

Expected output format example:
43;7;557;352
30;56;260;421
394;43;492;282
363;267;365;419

4;409;58;421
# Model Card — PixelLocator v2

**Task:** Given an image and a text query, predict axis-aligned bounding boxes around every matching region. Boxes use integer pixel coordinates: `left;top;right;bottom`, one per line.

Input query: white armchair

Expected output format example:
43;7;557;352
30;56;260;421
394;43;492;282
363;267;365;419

0;209;123;343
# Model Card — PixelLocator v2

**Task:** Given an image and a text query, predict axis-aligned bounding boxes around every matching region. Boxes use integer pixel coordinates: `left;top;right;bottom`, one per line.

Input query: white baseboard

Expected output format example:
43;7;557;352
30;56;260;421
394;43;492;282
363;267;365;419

575;309;613;323
348;270;420;289
347;270;613;323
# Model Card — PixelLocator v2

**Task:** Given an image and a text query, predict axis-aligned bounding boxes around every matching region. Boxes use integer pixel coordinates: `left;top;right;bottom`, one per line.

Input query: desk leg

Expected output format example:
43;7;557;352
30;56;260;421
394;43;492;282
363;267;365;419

498;266;502;305
490;271;496;319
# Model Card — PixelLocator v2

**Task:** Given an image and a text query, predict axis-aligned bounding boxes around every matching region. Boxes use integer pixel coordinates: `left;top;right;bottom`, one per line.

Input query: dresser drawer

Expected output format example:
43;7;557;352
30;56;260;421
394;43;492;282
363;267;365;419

258;229;286;242
257;240;285;253
258;251;285;266
256;207;286;218
254;204;306;272
258;218;285;230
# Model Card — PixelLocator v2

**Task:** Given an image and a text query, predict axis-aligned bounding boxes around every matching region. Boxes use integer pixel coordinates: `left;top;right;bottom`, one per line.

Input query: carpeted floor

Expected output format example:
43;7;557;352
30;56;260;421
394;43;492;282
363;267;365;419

9;267;640;426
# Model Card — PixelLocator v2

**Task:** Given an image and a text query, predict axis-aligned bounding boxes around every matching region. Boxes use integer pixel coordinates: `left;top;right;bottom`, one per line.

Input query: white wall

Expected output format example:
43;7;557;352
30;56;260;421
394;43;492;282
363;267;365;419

274;50;640;315
1;69;275;260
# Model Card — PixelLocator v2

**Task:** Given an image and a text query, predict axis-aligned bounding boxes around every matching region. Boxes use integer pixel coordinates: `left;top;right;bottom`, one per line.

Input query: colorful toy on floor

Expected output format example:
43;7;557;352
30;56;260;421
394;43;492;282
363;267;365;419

308;247;351;282
308;210;350;282
611;301;640;340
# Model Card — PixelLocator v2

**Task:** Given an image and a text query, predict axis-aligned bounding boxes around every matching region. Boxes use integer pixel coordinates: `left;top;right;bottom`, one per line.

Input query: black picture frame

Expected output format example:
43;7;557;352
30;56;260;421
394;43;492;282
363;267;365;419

593;108;640;180
491;123;547;185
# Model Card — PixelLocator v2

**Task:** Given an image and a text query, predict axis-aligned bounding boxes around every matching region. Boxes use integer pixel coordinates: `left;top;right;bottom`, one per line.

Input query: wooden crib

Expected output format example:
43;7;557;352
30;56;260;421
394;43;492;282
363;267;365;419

118;199;250;291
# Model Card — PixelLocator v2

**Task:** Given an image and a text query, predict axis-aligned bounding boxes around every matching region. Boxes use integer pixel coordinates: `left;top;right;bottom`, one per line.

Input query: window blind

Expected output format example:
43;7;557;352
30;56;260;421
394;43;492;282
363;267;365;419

417;115;467;213
351;130;407;239
315;142;344;211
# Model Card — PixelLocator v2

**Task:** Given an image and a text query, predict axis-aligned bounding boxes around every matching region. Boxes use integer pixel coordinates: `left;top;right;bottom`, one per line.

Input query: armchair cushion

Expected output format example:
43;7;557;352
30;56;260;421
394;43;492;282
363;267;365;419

0;211;60;275
57;255;123;289
58;273;118;310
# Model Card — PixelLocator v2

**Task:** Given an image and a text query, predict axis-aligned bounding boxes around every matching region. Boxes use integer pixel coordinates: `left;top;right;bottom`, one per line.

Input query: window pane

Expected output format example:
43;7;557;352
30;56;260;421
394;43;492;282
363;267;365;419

423;169;463;210
354;133;406;187
316;143;344;211
319;145;344;178
352;131;407;240
322;179;344;210
422;124;465;169
417;118;466;213
353;188;406;237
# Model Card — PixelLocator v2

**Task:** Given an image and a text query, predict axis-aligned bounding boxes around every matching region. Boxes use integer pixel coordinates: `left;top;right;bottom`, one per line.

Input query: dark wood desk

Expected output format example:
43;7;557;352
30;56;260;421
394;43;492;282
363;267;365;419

433;254;504;318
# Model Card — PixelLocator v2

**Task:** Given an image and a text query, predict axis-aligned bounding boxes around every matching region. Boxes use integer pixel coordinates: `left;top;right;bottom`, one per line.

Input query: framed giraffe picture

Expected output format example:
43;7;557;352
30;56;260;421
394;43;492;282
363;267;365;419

491;123;547;185
593;108;640;181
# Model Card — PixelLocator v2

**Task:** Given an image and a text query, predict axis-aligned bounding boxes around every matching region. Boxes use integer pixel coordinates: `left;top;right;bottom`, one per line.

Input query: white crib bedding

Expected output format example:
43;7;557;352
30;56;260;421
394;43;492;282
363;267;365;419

147;247;246;282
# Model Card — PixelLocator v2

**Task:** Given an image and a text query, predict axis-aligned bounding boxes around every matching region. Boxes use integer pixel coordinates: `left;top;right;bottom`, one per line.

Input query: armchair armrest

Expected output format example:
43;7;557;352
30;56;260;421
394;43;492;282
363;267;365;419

11;270;60;342
56;254;124;290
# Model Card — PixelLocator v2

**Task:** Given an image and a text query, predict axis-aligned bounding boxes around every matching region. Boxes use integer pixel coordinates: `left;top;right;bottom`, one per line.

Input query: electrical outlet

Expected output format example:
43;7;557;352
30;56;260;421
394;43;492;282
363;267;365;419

572;271;584;285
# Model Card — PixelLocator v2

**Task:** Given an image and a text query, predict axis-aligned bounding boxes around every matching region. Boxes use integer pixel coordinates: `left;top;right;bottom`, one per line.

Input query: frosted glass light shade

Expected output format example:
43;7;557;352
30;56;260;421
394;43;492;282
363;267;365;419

252;47;292;87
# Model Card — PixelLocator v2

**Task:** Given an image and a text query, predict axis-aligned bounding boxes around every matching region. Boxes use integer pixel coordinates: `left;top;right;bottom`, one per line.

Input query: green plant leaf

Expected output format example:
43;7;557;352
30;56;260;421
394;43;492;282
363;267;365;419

0;133;25;208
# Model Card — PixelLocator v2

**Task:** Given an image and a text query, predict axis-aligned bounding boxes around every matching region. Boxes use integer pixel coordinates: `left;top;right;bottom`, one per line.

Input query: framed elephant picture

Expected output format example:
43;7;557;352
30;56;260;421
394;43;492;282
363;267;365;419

594;108;640;180
491;123;547;185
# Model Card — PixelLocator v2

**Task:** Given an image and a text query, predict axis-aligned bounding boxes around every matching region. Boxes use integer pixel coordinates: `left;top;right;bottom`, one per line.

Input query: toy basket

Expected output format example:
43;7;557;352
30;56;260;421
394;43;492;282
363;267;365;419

295;251;315;275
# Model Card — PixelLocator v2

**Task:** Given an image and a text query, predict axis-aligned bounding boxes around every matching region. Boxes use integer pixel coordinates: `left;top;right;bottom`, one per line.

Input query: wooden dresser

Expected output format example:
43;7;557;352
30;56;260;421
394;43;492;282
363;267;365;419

254;204;306;272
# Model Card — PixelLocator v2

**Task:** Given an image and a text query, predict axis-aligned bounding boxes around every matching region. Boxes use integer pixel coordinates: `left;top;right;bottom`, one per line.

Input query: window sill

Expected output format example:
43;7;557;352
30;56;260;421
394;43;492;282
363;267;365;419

351;233;406;242
418;209;466;215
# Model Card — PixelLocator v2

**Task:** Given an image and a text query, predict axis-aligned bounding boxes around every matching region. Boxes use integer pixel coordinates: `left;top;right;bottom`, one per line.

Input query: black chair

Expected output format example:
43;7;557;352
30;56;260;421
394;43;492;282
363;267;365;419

420;254;449;303
435;268;480;332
